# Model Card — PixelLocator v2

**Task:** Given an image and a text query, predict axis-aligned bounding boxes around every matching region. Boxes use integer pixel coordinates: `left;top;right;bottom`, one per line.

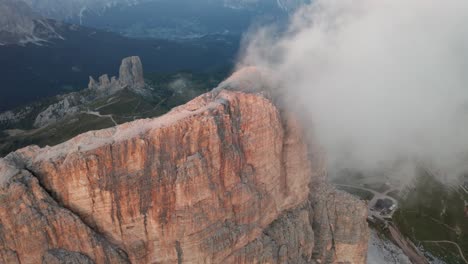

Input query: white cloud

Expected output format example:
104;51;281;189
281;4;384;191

238;0;468;181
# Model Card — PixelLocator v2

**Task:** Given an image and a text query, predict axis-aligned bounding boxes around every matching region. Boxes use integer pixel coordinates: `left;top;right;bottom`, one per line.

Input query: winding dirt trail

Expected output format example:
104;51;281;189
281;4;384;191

82;110;118;126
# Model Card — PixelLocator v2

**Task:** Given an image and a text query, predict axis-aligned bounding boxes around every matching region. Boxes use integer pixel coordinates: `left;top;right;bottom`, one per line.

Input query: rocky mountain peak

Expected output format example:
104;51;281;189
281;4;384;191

99;74;111;87
88;76;98;89
119;56;145;88
29;56;147;129
0;71;369;263
88;56;145;92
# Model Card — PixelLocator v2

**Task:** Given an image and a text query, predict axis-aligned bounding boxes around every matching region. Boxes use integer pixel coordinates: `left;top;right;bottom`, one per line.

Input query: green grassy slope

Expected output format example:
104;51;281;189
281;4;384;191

0;70;228;157
394;171;468;263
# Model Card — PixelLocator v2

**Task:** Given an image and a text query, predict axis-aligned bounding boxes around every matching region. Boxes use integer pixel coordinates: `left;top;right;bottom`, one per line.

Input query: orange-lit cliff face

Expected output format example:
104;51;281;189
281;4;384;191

0;69;368;264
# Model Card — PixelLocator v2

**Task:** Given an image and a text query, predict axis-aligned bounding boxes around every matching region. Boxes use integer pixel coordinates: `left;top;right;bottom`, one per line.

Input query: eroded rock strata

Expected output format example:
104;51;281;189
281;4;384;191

0;77;368;263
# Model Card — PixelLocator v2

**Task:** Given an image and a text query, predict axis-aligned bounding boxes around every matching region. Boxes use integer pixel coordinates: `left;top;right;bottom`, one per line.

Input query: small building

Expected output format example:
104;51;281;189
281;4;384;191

374;198;394;214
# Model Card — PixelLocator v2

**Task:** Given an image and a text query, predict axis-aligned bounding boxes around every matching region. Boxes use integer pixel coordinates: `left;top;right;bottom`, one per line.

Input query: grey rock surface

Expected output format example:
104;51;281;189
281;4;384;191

119;56;145;89
42;249;95;264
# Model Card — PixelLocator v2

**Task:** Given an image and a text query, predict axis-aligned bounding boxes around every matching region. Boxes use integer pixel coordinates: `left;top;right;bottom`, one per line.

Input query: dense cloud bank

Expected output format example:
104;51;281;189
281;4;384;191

239;0;468;182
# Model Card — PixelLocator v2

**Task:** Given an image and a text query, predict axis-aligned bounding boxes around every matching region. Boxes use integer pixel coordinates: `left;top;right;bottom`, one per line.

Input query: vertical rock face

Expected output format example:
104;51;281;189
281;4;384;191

0;71;368;263
0;169;130;264
119;56;145;89
88;76;99;89
98;74;111;87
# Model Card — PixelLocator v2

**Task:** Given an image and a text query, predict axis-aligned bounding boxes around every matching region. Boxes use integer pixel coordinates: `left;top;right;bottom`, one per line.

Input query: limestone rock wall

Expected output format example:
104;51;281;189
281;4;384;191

119;56;145;89
0;170;129;264
0;89;368;263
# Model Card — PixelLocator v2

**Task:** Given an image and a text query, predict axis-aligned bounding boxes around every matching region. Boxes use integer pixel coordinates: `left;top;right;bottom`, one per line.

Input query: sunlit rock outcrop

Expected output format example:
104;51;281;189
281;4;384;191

0;69;369;263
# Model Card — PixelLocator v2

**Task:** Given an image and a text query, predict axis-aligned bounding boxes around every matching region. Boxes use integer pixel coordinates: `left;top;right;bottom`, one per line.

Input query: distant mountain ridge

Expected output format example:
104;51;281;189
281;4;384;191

0;20;238;111
22;0;145;21
15;0;310;40
0;0;311;43
21;0;310;21
0;0;62;45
